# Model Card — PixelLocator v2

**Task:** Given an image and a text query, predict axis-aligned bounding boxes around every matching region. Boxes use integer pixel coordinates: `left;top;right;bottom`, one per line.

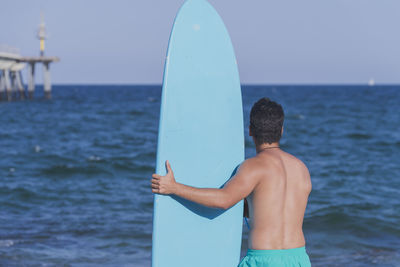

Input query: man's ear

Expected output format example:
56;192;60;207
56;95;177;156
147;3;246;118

249;126;252;137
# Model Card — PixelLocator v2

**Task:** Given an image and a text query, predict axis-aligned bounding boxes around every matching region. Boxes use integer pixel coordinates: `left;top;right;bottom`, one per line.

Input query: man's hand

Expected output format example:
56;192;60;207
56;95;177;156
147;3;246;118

151;160;177;195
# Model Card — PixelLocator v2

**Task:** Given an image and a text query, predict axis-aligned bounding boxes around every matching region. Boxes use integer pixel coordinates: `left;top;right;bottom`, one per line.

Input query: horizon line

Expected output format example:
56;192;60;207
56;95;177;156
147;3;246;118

31;83;400;87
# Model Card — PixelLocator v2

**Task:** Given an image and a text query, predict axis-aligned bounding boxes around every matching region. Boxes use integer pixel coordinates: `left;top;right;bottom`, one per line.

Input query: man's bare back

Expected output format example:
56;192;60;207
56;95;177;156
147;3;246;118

245;148;312;250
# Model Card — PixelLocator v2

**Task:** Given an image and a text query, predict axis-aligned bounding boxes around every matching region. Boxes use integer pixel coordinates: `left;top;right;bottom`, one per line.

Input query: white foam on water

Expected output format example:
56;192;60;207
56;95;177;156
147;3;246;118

0;239;14;247
88;155;102;162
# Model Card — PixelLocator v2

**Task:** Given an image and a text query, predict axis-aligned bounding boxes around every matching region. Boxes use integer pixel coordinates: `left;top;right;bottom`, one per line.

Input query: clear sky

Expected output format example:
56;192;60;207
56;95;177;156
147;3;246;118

1;0;399;84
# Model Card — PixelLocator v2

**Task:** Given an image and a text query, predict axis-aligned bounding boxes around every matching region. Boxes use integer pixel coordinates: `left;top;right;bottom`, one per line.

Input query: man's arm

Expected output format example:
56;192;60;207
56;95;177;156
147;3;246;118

151;159;259;210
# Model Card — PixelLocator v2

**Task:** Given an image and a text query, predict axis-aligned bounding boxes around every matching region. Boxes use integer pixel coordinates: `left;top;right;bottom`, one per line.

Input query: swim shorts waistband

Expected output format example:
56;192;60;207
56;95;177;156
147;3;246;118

247;246;307;257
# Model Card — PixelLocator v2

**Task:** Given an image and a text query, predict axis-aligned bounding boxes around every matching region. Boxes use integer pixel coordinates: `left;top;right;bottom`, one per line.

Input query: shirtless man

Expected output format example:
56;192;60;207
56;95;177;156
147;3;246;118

151;98;312;266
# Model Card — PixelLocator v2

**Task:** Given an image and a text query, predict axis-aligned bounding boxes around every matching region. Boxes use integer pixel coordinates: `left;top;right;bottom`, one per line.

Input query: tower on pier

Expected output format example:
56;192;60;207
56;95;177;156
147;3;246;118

37;12;47;57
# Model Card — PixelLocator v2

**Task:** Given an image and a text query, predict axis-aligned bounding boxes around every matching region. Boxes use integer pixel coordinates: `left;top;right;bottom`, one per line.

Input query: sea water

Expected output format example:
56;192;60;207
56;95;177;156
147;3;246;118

0;85;399;266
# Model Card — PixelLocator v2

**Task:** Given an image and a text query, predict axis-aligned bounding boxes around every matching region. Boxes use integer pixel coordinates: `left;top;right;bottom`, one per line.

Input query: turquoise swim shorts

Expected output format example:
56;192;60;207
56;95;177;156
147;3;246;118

237;246;311;267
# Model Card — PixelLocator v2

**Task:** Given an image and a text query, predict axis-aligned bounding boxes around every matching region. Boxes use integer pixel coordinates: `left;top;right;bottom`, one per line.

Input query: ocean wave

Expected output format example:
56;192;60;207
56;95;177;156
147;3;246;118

128;110;145;116
287;114;306;120
311;248;400;267
304;204;400;236
39;164;111;177
373;140;400;148
109;160;154;174
345;133;372;140
2;187;39;201
1;186;69;204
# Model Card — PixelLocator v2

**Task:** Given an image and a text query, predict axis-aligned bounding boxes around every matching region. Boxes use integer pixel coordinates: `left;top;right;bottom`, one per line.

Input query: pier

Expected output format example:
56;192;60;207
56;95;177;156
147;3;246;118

0;50;59;100
0;14;59;101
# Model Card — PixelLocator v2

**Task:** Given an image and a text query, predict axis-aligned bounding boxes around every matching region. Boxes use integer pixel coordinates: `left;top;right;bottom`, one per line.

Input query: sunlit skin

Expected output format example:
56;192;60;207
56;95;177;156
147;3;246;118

151;126;312;250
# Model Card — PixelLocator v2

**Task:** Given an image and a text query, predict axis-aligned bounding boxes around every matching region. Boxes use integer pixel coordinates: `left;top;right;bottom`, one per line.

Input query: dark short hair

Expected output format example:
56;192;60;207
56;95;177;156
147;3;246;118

250;98;284;145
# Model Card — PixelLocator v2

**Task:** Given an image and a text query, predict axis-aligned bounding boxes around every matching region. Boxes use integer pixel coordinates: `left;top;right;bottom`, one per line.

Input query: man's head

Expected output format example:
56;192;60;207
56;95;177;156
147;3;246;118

249;98;284;146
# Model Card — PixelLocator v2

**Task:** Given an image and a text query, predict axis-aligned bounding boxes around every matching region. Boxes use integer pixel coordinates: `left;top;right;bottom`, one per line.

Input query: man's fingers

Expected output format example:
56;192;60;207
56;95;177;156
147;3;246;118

151;175;160;194
166;160;172;173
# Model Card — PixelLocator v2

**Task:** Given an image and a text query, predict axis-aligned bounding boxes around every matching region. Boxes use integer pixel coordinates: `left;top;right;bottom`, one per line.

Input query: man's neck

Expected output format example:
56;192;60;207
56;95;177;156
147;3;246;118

256;142;280;153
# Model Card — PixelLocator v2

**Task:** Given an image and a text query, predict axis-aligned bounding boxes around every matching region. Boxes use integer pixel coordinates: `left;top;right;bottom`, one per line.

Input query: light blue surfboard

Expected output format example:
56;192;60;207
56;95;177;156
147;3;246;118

152;0;244;266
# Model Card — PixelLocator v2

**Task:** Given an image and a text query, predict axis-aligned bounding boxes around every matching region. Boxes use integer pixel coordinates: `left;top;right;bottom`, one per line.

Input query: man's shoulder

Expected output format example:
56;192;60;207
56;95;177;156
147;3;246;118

241;156;262;167
283;152;310;181
240;157;260;169
283;151;308;169
240;156;279;178
238;157;265;175
285;153;312;191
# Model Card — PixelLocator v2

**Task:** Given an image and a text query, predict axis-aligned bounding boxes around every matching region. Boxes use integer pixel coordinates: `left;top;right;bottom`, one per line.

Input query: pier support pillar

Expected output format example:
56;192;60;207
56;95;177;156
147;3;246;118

0;71;5;100
15;71;25;100
43;62;51;99
10;71;17;100
28;63;35;99
4;69;12;101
